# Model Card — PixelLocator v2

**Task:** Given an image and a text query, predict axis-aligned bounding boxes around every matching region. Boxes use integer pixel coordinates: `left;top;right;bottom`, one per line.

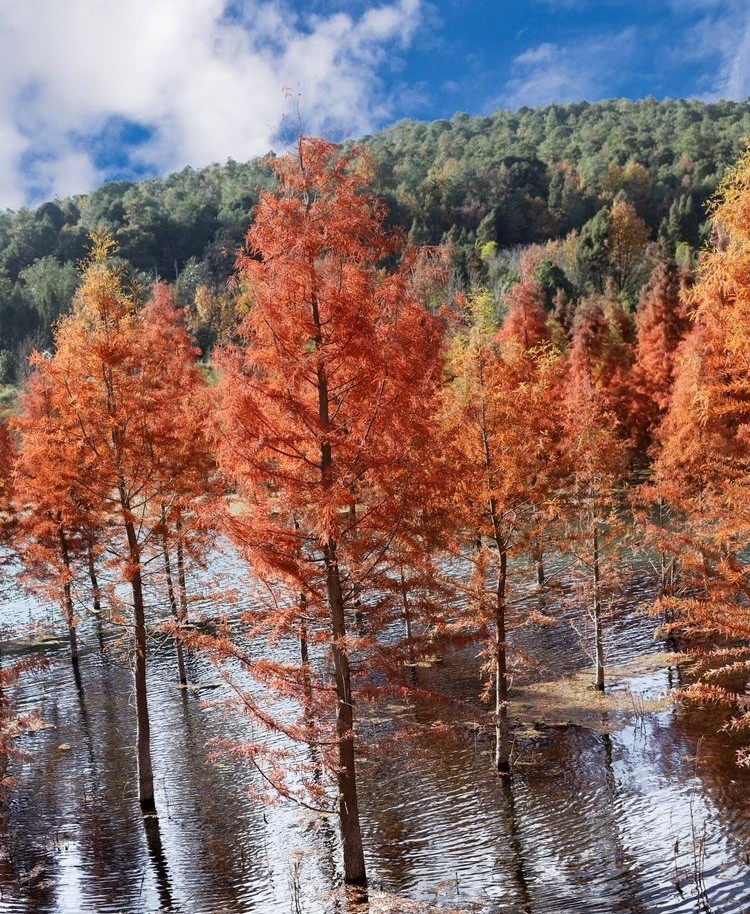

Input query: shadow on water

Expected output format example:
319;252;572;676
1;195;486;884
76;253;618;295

143;812;175;911
498;773;533;914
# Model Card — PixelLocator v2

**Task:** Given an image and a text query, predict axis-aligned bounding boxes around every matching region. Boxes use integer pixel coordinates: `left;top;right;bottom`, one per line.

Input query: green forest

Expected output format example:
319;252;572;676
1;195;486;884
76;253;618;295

1;97;749;381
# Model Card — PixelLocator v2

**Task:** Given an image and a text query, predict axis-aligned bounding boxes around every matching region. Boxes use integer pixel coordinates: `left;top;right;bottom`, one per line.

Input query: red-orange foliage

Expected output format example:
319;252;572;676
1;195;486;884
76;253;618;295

21;236;212;809
630;256;692;456
213;138;447;884
140;283;217;682
567;292;636;450
652;151;750;761
498;252;553;349
0;422;12;499
444;287;565;768
12;368;103;664
561;328;630;690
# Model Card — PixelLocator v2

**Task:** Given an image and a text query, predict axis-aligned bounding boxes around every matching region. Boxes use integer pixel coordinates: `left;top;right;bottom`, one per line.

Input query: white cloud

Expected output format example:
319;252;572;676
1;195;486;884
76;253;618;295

500;28;637;110
671;1;750;100
514;44;557;66
0;0;424;208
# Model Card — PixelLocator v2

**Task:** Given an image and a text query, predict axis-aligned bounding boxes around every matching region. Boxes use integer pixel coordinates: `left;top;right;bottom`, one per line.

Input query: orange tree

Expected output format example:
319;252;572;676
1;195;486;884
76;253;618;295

140;282;216;685
652;151;750;761
12;368;104;668
212;137;447;885
443;286;565;770
561;304;630;691
20;237;211;811
629;254;692;459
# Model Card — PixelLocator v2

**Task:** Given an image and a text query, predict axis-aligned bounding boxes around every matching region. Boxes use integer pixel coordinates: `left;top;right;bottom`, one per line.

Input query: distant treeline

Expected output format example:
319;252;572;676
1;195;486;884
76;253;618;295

1;97;749;379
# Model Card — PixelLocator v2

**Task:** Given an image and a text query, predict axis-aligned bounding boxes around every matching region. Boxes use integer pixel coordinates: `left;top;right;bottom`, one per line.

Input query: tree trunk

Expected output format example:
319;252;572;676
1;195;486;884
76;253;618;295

312;273;366;886
161;510;187;686
593;522;605;692
58;526;79;667
122;503;156;812
325;539;367;886
478;351;512;774
175;515;189;624
494;546;510;773
534;536;545;590
86;537;102;617
86;537;105;653
299;592;314;725
400;564;416;671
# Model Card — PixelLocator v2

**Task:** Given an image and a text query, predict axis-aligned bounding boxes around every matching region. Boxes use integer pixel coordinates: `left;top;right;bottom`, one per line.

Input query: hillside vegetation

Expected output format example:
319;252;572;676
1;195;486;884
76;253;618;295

1;97;749;377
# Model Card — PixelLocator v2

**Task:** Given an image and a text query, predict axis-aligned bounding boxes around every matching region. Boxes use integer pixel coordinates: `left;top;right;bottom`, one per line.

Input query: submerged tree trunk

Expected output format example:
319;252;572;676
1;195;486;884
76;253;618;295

494;544;511;773
121;495;155;812
400;563;417;675
86;537;102;617
478;351;512;774
313;275;366;886
299;592;314;723
499;774;532;912
592;522;605;692
161;509;187;686
58;525;79;667
533;536;545;591
325;540;366;885
86;537;105;653
175;515;189;624
655;496;678;620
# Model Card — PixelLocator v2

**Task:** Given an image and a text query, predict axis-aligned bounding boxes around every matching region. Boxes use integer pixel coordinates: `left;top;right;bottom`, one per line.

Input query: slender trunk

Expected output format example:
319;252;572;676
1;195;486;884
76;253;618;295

300;604;309;667
294;519;314;718
325;539;366;885
102;355;154;811
311;275;366;886
175;517;191;680
86;537;105;653
58;526;79;667
161;508;187;686
122;497;155;811
86;537;102;617
175;515;189;624
534;536;545;590
400;564;416;672
656;497;677;622
478;350;511;773
299;592;314;723
494;544;510;773
593;521;605;692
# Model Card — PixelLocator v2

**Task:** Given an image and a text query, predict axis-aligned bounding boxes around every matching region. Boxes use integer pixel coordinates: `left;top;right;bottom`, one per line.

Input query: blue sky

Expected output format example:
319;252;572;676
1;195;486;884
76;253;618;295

1;0;749;209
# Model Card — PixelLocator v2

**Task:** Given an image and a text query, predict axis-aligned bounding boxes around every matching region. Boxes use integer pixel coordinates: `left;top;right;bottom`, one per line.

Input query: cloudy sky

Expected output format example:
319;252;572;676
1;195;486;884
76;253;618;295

1;0;749;209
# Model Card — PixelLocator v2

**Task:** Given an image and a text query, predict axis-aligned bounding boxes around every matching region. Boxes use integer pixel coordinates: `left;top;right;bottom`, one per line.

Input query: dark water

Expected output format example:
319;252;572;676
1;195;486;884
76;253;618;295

1;550;750;914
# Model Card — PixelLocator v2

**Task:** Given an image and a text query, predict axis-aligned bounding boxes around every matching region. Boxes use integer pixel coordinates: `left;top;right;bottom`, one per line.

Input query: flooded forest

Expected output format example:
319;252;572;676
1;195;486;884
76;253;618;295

2;136;750;913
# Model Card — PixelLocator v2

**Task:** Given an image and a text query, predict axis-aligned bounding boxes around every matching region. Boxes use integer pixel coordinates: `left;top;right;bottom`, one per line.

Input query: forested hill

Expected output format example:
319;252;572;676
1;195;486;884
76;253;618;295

1;96;750;379
364;97;750;248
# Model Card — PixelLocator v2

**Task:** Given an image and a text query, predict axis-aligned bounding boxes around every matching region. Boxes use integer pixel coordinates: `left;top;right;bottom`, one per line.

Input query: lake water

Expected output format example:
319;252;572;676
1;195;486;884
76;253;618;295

1;547;749;913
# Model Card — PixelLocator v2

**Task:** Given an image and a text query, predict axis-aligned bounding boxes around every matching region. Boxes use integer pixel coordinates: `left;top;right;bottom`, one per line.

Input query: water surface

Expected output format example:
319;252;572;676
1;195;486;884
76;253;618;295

1;549;749;913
